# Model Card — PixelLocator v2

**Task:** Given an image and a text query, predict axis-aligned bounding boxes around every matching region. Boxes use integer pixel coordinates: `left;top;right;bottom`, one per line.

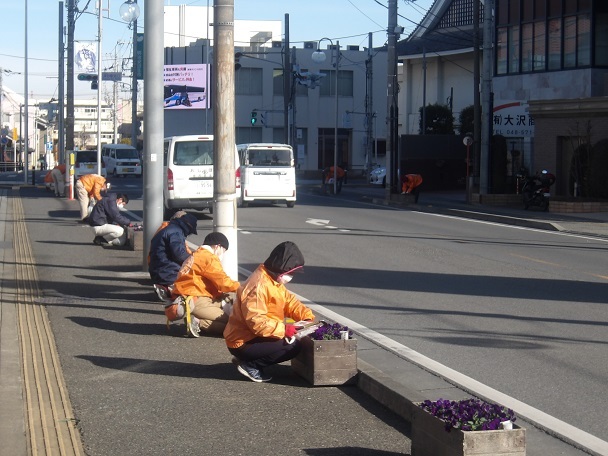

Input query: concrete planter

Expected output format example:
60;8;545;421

291;337;357;386
411;405;526;456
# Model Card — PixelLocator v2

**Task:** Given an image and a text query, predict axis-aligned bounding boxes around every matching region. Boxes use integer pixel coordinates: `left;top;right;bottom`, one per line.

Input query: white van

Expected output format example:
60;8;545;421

163;135;240;219
101;144;142;177
237;143;296;208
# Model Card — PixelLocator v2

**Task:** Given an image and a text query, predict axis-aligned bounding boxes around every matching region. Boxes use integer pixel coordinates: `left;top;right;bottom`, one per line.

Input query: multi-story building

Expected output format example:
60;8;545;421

397;0;608;197
71;99;114;150
162;5;388;176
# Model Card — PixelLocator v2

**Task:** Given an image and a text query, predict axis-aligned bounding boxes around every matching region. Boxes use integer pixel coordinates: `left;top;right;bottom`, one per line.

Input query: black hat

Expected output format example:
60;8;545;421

203;232;229;250
264;241;304;275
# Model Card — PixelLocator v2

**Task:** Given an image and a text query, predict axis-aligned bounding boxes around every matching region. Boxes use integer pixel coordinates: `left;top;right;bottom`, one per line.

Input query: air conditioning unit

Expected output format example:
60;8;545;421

272;41;283;48
347;45;359;51
304;42;315;49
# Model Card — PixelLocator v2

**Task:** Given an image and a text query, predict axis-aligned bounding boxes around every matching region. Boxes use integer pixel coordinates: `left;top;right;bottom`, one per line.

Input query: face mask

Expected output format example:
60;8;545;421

278;274;293;284
117;203;125;209
214;246;225;261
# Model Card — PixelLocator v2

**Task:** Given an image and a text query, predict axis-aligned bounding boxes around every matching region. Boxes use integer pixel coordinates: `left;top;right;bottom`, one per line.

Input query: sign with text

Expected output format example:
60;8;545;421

136;33;144;80
163;64;209;110
492;100;535;138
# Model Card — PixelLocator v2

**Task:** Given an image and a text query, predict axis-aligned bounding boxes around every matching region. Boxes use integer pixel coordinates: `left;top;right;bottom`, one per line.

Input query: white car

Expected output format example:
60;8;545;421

72;150;107;179
369;166;386;186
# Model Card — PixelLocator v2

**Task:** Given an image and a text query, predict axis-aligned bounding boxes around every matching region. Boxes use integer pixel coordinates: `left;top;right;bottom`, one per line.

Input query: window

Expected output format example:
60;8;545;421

496;27;508;74
319;70;353;97
235;68;262;96
521;23;533;72
563;16;577;68
509;25;520;73
595;13;608;66
533;21;546;70
547;18;562;70
273;68;308;96
577;14;591;66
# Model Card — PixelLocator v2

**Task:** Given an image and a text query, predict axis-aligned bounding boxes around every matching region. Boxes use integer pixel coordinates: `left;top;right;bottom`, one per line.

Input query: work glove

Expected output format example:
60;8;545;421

284;324;298;339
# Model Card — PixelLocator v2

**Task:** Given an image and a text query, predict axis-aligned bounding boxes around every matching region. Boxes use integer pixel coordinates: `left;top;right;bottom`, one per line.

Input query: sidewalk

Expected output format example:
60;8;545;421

1;180;606;455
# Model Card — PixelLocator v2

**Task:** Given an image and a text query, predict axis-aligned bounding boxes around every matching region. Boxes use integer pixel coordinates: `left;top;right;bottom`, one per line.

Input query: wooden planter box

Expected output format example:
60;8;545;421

291;337;357;386
411;405;526;456
127;227;143;251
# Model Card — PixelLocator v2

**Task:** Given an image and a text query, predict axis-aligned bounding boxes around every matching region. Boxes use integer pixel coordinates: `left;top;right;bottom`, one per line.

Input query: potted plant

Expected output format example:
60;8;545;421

291;322;357;386
411;398;526;456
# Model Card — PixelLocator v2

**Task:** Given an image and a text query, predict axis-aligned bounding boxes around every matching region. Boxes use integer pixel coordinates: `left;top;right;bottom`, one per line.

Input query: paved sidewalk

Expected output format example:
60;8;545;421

2;179;607;456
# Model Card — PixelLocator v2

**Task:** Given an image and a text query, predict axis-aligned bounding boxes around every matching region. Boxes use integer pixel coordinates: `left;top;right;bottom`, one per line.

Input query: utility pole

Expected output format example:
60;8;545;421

131;2;138;148
283;13;291;145
66;0;75;151
385;0;398;200
213;0;238;280
58;0;65;165
142;0;164;270
472;0;481;200
480;0;494;194
365;32;373;172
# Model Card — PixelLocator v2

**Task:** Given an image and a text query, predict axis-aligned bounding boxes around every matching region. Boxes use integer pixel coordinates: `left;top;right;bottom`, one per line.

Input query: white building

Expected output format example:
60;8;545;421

71;99;114;150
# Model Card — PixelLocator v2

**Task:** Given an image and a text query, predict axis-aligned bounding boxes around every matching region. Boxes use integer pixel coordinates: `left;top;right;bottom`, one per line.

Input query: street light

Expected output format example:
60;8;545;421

312;38;340;195
119;0;140;149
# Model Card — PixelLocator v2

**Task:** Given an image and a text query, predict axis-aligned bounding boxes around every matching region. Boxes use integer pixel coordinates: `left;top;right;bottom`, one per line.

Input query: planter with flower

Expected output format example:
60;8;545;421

291;322;357;386
411;398;526;456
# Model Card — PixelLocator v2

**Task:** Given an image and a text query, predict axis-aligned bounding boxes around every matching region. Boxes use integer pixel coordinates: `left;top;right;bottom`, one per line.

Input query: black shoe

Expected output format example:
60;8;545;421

93;236;105;245
237;362;272;383
78;217;89;224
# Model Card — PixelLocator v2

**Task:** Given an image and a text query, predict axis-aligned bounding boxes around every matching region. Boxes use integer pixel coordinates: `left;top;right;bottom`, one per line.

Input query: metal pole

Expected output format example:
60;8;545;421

131;9;138;148
480;0;494;194
213;0;238;280
385;0;397;200
365;32;373;173
142;0;165;270
333;41;339;195
66;0;75;151
283;13;290;145
96;0;103;174
24;0;29;184
58;0;65;166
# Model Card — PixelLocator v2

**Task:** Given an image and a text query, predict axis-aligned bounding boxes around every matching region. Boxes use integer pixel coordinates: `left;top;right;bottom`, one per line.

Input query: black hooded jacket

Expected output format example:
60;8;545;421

148;214;198;285
263;241;305;276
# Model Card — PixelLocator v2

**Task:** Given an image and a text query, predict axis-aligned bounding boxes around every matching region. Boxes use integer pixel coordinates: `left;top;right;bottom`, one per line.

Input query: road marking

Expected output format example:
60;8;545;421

306;218;330;226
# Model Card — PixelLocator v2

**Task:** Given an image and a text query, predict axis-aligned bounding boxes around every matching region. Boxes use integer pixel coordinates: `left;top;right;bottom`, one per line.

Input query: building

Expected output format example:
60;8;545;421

395;0;608;197
164;39;388;176
70;99;114;150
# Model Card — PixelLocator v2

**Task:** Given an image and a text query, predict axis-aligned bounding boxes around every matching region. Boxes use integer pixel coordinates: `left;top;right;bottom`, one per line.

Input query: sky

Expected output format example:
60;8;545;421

0;0;434;102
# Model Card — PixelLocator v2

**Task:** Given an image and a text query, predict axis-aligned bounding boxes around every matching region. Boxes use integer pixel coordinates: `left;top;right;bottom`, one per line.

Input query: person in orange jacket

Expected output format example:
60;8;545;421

224;241;315;383
75;174;108;222
322;165;346;194
401;173;423;202
44;164;67;196
172;232;239;337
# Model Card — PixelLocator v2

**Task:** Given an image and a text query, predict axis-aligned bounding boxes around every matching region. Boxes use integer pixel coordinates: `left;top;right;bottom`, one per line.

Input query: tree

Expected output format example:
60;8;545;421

459;105;474;137
418;103;454;135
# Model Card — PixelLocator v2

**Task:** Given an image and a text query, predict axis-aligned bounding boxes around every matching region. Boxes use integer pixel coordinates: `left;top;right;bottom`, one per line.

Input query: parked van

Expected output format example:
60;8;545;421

101;144;142;177
237;143;296;208
163;135;240;219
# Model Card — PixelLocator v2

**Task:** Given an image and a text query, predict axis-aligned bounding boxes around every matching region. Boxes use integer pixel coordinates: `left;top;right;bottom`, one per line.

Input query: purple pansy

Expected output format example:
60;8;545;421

309;322;354;340
419;398;516;432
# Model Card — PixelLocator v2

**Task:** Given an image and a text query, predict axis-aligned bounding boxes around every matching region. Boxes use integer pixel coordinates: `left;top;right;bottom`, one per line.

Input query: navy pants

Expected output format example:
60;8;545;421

229;337;302;369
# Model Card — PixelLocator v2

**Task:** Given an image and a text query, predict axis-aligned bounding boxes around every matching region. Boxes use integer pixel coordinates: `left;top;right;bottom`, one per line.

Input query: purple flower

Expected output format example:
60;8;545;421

419;398;516;432
309;322;354;340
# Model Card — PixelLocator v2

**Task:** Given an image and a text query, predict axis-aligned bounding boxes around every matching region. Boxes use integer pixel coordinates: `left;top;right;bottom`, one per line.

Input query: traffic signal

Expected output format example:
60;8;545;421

77;73;98;90
250;110;257;125
235;52;242;71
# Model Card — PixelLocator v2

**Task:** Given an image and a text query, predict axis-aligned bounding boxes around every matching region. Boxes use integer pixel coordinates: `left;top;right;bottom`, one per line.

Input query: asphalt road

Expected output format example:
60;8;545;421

24;173;608;445
204;186;607;442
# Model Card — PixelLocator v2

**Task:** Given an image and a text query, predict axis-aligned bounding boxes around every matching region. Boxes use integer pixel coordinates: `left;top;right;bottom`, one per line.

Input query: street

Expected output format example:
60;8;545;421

8;171;608;451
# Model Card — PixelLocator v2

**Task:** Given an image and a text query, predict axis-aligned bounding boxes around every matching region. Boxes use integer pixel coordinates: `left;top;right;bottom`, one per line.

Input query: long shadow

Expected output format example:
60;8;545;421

75;354;307;386
283;266;608;305
303;448;407;456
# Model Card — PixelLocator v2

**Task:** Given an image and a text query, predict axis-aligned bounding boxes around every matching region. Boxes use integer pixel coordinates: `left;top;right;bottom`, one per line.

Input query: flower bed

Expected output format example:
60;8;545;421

291;322;357;386
411;399;526;456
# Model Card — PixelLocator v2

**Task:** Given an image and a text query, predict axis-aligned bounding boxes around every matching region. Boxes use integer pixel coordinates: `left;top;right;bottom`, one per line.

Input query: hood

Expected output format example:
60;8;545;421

175;213;198;235
263;241;304;275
